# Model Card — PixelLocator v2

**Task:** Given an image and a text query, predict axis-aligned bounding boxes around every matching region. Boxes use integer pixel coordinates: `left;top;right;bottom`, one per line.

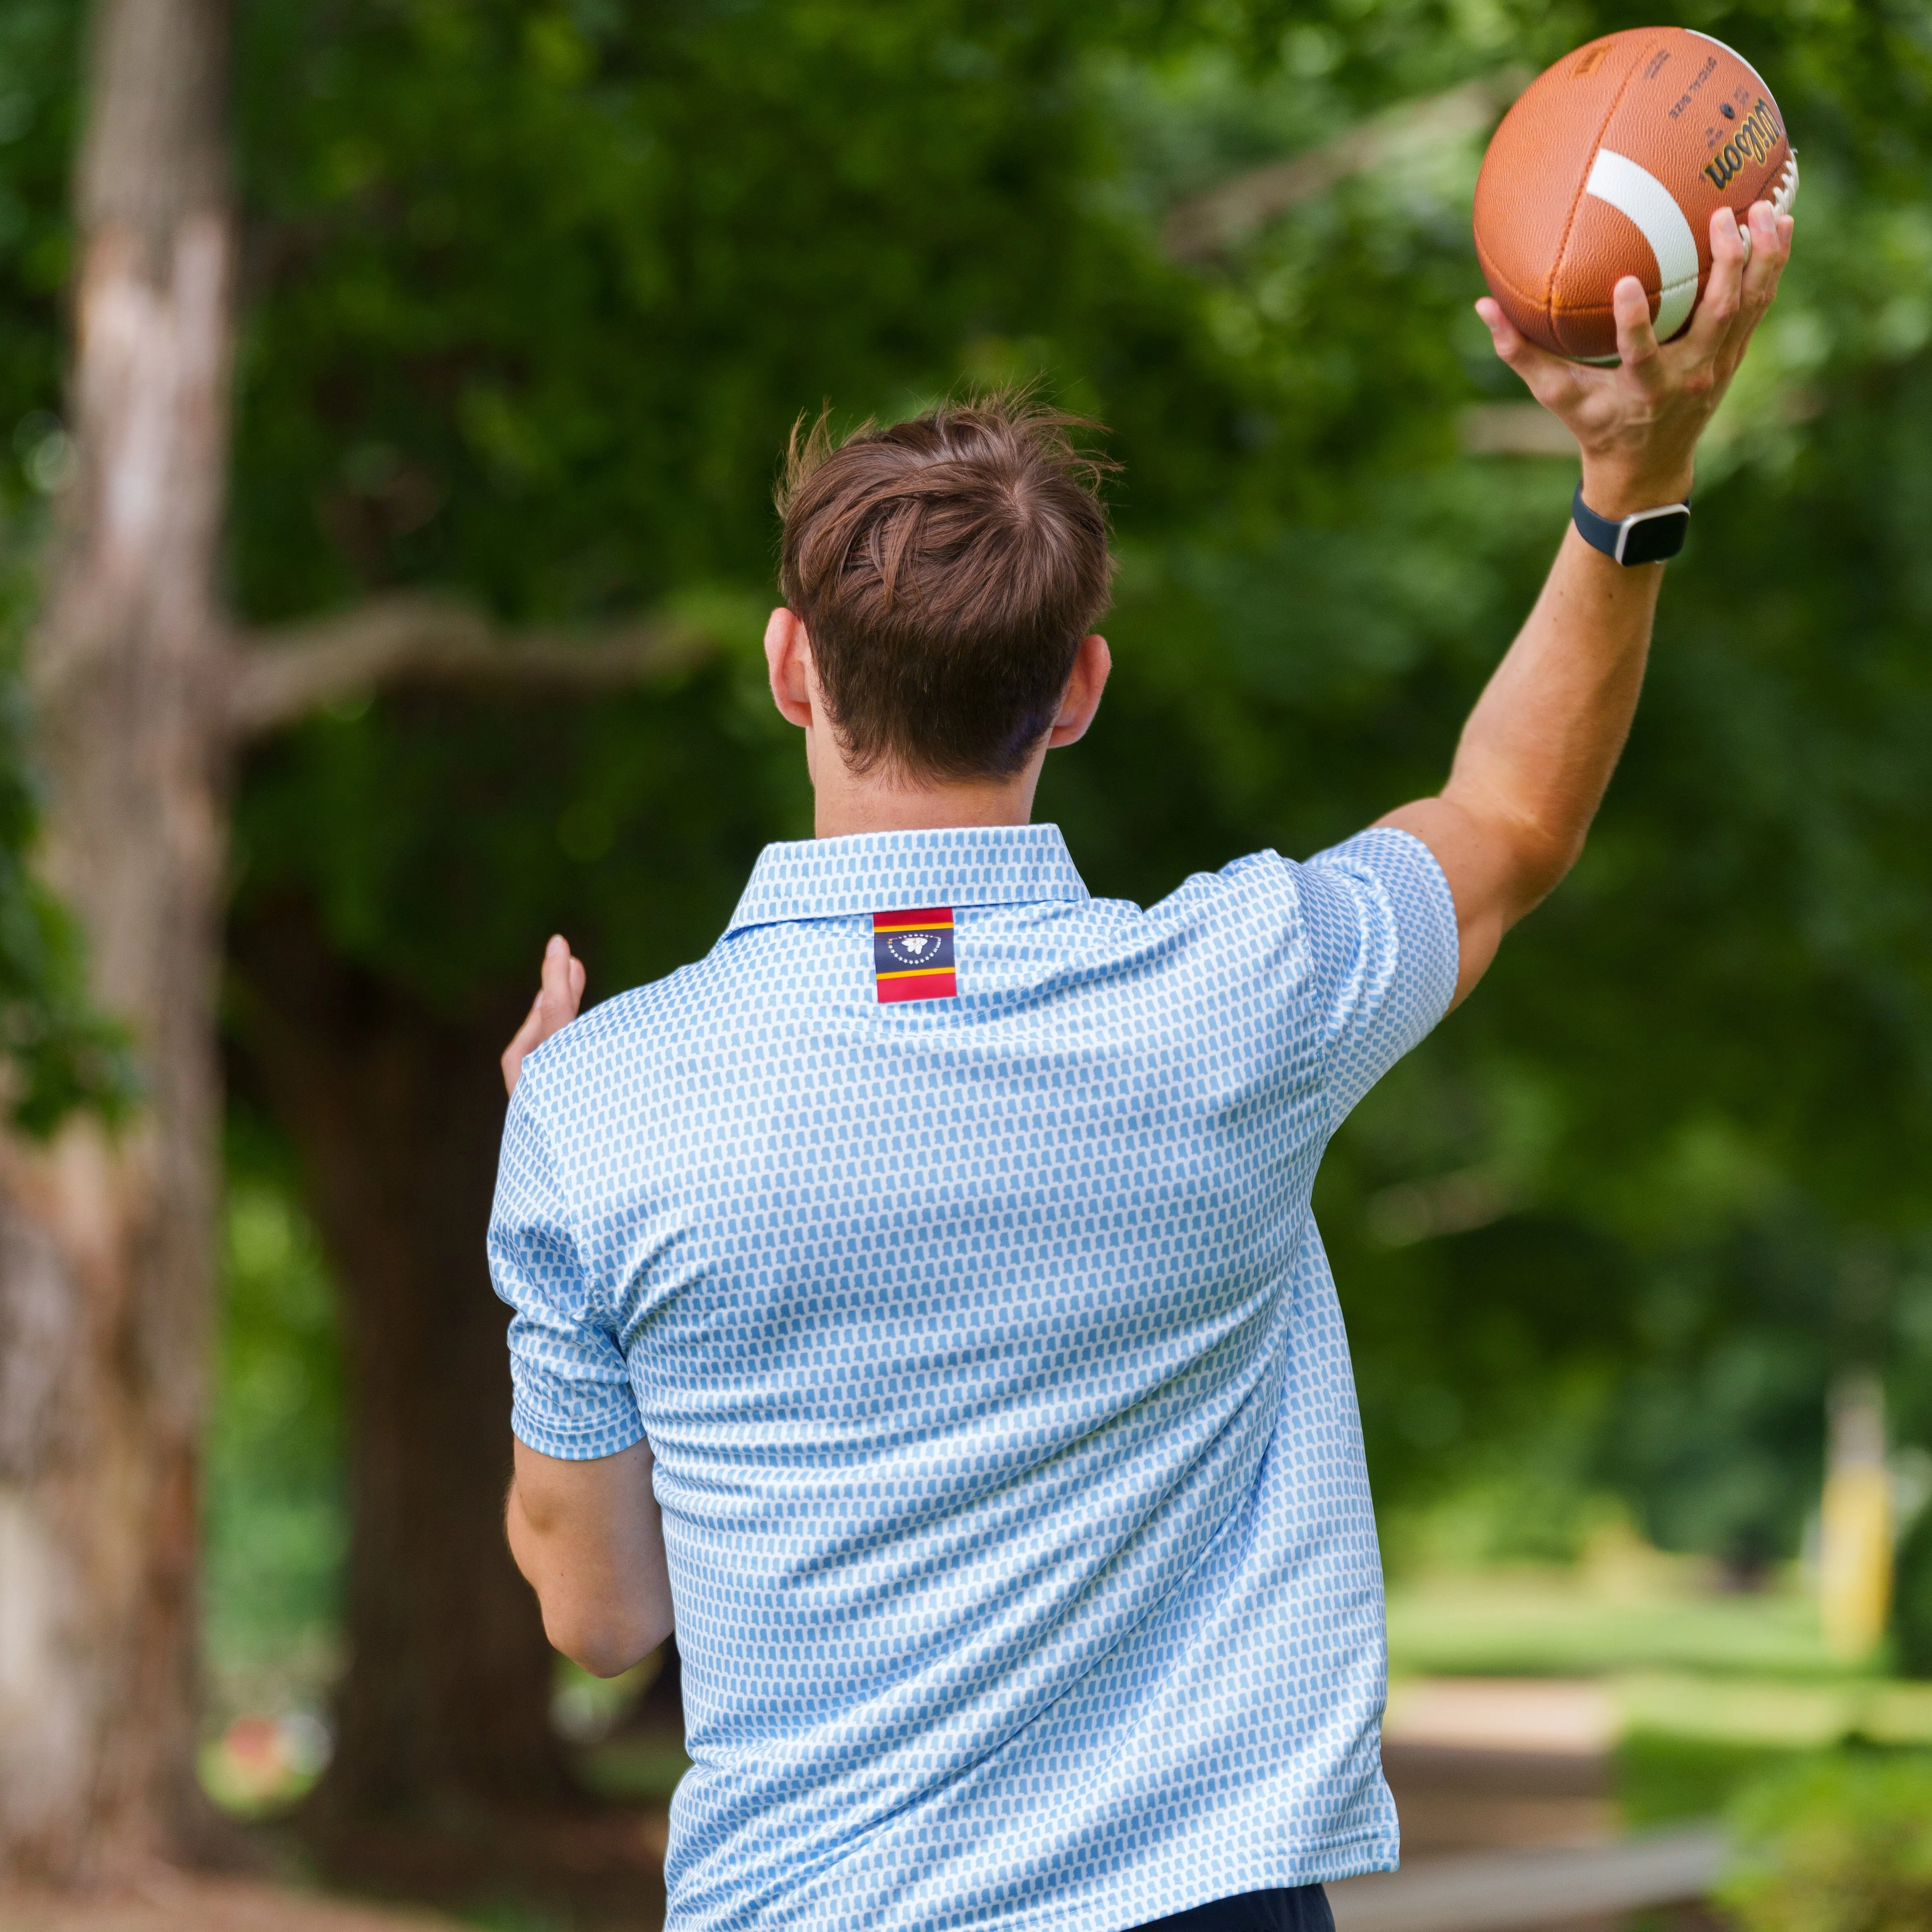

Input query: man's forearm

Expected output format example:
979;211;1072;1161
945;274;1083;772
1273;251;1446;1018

1381;494;1667;998
1447;505;1667;889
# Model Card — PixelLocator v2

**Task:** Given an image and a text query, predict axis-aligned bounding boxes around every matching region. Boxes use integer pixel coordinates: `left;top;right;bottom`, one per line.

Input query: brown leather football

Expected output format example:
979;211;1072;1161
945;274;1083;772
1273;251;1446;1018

1474;28;1796;362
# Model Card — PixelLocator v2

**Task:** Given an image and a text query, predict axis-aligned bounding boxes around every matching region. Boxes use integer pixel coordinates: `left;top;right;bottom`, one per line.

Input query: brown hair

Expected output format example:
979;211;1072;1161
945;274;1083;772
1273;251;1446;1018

777;392;1117;782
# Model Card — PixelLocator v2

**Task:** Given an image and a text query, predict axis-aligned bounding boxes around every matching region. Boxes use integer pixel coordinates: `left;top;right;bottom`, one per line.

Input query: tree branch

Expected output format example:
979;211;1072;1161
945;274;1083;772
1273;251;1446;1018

1162;70;1528;265
228;593;716;741
1459;403;1579;457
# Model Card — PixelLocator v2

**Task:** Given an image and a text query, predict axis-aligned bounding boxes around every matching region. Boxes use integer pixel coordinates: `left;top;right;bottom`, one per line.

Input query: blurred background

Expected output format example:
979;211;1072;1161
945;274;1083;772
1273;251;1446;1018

2;0;1932;1928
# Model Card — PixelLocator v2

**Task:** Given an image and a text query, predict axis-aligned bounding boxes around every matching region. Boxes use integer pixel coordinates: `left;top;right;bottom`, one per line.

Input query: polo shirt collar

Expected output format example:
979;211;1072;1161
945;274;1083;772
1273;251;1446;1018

727;823;1089;931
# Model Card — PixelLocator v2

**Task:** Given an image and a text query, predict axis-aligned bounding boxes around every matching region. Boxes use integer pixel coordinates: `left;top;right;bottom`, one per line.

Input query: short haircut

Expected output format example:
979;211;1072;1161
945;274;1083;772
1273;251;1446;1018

777;392;1117;782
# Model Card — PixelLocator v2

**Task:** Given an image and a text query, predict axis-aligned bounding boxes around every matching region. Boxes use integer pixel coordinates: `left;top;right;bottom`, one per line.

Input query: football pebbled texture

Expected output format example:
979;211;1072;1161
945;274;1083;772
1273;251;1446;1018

1474;28;1796;362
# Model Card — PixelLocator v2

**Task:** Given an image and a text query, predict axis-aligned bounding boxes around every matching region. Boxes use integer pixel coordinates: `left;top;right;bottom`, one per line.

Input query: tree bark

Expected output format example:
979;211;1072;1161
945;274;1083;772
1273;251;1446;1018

1161;69;1527;263
0;2;710;1887
227;899;577;1838
0;0;235;1885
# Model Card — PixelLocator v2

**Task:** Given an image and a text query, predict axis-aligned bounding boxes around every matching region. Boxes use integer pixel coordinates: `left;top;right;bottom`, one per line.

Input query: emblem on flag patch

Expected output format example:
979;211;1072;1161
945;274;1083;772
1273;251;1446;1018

873;908;956;1003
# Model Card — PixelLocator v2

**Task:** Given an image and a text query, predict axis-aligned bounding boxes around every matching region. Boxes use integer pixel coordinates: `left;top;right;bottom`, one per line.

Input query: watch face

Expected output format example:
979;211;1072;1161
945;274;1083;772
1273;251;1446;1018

1620;508;1691;564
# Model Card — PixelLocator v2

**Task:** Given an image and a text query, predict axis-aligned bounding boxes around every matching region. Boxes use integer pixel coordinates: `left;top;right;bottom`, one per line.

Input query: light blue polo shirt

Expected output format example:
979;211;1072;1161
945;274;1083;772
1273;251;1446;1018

490;823;1457;1932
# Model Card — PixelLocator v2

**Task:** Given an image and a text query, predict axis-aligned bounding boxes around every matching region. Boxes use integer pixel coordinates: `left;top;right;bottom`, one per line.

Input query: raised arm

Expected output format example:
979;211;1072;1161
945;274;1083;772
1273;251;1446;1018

1382;197;1793;1007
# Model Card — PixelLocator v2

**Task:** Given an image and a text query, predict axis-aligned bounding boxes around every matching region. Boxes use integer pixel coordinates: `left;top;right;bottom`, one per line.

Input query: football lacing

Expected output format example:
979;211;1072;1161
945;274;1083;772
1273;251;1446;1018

1769;152;1800;218
1735;154;1798;263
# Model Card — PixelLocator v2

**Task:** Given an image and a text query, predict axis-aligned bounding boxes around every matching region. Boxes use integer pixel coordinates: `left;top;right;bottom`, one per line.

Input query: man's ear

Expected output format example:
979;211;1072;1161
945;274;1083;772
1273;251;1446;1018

765;607;815;729
1045;635;1111;749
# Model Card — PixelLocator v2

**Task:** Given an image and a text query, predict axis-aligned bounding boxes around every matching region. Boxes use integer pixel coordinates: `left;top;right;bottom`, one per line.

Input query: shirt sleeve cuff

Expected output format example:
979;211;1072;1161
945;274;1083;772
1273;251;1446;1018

1310;825;1459;1029
509;1363;648;1461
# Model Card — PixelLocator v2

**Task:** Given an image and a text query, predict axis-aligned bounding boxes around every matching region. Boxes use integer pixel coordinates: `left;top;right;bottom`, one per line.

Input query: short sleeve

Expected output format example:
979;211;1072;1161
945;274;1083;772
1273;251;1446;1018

1301;826;1459;1126
488;1074;645;1461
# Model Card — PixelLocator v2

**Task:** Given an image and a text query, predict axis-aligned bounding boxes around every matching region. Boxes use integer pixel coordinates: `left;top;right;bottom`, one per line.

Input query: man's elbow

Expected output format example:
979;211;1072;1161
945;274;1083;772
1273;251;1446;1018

541;1600;674;1680
1490;814;1583;926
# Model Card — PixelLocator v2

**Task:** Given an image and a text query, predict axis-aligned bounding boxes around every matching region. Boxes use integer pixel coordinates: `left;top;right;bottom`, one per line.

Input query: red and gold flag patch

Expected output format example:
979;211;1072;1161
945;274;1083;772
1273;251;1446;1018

873;908;956;1003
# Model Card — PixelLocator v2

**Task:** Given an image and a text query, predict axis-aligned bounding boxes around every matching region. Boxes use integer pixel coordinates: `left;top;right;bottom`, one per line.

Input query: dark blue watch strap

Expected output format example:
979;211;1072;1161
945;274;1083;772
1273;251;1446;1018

1571;483;1691;565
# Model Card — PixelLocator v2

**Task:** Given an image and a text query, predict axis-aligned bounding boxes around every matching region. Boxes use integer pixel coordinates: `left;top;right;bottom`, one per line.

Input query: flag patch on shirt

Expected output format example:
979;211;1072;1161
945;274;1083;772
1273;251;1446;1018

873;908;956;1003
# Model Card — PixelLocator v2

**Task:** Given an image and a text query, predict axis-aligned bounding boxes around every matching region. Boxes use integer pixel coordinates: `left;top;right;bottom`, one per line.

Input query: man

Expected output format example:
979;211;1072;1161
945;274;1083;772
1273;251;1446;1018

492;201;1792;1932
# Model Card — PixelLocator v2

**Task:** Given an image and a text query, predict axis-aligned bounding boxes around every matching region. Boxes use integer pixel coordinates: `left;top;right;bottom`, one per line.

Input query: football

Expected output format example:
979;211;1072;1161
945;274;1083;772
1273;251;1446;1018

1473;28;1797;362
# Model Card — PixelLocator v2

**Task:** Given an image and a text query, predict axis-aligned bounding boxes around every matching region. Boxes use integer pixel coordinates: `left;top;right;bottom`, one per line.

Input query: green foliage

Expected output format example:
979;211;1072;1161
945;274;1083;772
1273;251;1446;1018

227;0;1233;622
6;0;1932;1566
1081;1;1932;1554
200;1132;348;1725
1719;1750;1932;1932
0;838;132;1137
215;0;1932;1548
577;1738;692;1806
0;0;78;482
1620;1728;1801;1831
459;1906;574;1932
0;4;137;1134
1891;1502;1932;1680
236;649;798;1008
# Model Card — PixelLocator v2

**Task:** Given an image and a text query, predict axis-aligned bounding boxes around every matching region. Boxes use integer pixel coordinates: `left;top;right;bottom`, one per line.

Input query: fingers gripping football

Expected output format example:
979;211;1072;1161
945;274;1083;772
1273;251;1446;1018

1477;195;1792;508
1611;276;1665;390
1661;200;1793;403
1722;201;1796;375
1472;299;1588;417
1684;208;1745;352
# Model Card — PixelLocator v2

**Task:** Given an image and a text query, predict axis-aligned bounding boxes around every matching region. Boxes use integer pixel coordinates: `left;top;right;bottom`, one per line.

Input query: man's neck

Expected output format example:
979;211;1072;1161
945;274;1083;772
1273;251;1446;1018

808;739;1046;839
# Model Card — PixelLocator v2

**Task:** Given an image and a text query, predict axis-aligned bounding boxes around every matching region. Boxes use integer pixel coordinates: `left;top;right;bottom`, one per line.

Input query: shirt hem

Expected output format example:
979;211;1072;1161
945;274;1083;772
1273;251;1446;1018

994;1830;1401;1932
673;1828;1402;1932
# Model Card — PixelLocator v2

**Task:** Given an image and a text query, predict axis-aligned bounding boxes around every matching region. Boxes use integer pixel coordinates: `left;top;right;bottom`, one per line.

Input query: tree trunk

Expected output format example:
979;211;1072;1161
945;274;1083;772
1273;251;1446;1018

0;0;234;1886
228;898;576;1844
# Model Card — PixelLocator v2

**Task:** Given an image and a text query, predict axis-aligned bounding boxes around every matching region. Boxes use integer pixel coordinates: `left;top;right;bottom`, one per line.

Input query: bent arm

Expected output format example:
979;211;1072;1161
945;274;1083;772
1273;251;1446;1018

499;947;676;1678
507;1434;675;1678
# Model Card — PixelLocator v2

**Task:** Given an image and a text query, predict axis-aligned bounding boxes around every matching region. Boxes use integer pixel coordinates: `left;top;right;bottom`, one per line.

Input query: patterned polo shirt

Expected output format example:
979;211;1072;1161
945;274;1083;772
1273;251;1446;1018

490;822;1457;1932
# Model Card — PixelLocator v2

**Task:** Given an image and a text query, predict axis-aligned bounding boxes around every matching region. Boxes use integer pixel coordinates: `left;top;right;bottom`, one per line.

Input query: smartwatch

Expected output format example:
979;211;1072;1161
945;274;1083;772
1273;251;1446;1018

1571;483;1691;565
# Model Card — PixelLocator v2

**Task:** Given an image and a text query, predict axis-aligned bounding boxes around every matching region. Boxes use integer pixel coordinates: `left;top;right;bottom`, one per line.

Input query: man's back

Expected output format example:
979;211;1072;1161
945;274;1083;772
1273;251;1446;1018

495;272;1796;1930
494;821;1455;1932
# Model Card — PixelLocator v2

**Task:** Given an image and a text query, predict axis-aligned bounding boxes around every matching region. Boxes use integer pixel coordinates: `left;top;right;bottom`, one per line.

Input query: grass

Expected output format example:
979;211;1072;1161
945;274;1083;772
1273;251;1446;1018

1384;1544;1932;1829
1618;1670;1932;1746
1618;1728;1807;1828
1386;1564;1849;1682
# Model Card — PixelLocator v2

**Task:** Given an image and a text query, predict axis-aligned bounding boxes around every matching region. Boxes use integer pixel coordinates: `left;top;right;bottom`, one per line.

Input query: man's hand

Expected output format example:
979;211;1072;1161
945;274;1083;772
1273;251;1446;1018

502;935;586;1095
1478;198;1795;518
1381;198;1793;1004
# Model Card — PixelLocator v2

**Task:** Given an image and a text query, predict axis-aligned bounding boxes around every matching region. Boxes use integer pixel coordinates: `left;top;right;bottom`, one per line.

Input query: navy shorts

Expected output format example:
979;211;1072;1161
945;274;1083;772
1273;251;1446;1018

1132;1887;1334;1932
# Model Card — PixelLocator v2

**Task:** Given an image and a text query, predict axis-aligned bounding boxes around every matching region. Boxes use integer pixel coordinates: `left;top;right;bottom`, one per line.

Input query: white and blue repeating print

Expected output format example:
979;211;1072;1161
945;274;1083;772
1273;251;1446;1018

490;823;1458;1932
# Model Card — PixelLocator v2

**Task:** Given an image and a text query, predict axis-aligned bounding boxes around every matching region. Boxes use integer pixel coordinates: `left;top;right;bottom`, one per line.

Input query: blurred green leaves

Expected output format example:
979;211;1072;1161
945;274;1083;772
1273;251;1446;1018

0;5;135;1134
1720;1749;1932;1932
201;1147;347;1724
215;0;1932;1554
5;0;1932;1549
